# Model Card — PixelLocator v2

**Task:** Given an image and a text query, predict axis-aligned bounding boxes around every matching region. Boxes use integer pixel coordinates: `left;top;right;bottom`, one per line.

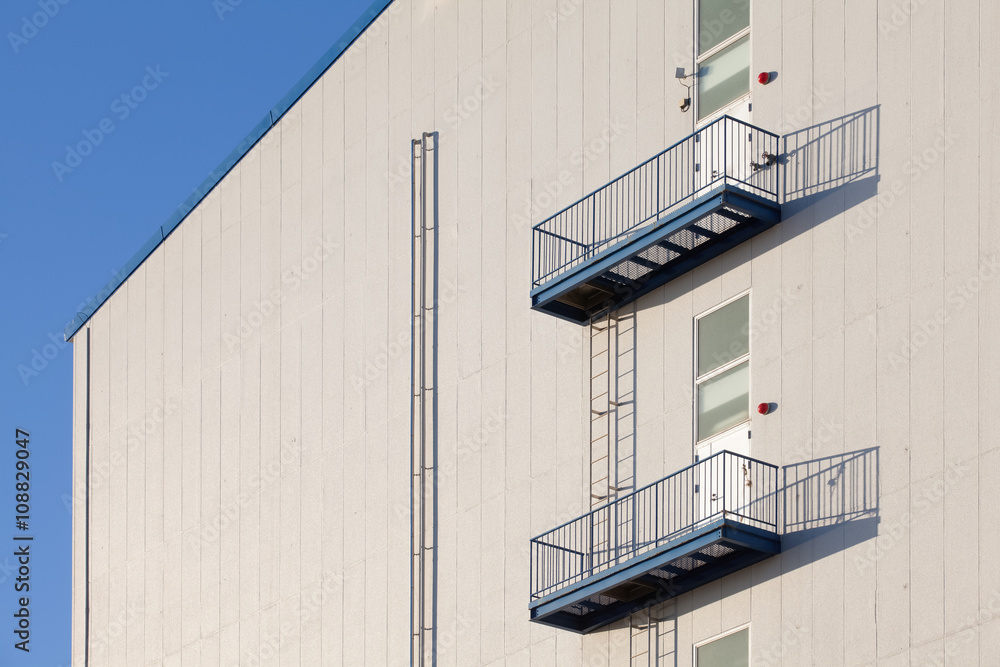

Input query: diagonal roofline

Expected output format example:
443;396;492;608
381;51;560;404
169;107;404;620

64;0;396;341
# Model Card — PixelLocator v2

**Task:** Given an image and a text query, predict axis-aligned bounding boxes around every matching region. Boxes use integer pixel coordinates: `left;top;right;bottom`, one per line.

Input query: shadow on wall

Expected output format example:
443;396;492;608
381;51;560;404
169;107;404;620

628;448;880;666
780;446;880;559
674;105;881;303
617;600;682;665
780;105;881;219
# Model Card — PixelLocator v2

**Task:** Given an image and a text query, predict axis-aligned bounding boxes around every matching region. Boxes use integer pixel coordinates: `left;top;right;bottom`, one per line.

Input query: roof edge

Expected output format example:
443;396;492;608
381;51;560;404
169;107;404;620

64;0;396;341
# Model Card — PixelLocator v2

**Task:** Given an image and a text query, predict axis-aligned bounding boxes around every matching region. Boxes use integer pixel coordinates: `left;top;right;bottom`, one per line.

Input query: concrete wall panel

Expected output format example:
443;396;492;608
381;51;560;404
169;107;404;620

71;0;1000;663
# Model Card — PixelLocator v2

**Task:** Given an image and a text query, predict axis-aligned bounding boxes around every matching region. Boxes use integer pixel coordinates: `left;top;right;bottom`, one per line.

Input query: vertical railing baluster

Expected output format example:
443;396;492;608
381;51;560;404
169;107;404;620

657;157;661;217
590;196;596;259
723;452;727;518
633;491;638;556
723;118;728;185
530;541;534;598
588;511;593;578
655;481;659;550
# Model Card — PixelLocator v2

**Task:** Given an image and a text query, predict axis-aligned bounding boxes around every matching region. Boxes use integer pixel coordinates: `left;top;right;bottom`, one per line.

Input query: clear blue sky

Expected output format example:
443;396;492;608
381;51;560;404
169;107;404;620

0;1;374;663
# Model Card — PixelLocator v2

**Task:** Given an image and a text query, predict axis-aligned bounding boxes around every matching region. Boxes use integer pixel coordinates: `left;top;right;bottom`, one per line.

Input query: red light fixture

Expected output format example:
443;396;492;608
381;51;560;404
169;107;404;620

758;71;770;85
757;402;770;415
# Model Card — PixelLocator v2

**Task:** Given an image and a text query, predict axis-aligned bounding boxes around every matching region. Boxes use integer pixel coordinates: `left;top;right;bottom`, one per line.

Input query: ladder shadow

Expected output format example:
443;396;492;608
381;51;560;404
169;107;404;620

589;304;639;504
618;601;680;666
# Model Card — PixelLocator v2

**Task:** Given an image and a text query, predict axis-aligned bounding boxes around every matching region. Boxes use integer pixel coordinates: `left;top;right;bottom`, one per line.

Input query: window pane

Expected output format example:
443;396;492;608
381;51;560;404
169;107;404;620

697;628;749;667
698;295;749;376
697;35;750;120
698;361;749;441
699;0;750;55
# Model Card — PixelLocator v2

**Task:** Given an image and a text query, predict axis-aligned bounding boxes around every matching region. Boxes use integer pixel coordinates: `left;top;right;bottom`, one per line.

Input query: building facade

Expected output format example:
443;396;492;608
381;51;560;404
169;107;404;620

69;0;1000;664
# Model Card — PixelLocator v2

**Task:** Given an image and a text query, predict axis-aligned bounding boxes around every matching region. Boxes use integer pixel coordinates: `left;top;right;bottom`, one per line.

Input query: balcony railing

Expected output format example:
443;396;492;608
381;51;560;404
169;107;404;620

531;116;780;289
530;450;778;604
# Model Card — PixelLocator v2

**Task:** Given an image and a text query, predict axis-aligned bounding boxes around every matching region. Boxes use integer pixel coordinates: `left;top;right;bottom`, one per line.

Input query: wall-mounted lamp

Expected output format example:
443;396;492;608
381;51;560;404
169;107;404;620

757;402;771;415
750;151;778;172
757;71;772;85
675;67;694;112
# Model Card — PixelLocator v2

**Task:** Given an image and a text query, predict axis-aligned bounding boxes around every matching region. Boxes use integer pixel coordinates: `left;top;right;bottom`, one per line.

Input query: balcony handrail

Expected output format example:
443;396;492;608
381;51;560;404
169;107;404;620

531;115;772;232
531;116;780;288
529;450;779;601
529;448;776;542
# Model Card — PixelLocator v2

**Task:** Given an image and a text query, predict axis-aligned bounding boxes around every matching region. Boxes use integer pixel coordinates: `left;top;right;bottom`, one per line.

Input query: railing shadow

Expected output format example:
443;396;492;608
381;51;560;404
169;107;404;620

635;106;881;311
528;448;879;657
781;106;880;216
781;447;880;553
672;447;879;619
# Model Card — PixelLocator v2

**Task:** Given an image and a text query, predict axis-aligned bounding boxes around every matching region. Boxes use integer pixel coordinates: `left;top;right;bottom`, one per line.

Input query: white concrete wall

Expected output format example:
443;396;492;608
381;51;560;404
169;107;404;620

71;0;1000;664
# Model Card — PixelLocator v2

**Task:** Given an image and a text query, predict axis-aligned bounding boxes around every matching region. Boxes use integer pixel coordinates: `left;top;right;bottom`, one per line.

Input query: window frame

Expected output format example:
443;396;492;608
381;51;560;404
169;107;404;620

694;624;751;667
693;290;751;447
695;0;752;124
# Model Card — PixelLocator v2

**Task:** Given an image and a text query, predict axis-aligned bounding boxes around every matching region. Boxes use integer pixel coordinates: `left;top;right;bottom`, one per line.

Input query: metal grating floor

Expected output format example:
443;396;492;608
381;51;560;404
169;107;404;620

562;542;739;618
611;210;743;283
530;185;781;324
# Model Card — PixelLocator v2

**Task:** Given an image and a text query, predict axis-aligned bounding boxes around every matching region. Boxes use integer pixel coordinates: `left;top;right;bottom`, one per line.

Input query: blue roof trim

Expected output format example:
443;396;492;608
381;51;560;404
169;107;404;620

64;0;395;341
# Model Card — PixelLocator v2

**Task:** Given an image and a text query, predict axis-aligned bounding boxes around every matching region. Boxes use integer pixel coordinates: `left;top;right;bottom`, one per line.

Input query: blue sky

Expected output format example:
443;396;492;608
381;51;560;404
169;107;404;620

0;1;375;663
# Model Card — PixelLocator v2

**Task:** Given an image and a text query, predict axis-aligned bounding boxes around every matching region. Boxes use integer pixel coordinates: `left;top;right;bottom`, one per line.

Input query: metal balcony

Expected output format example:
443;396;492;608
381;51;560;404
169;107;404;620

529;451;780;633
531;117;782;323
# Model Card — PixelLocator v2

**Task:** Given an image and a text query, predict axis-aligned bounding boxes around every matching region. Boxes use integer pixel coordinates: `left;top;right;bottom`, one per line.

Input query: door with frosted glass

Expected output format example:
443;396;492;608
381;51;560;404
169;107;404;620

694;294;751;524
694;0;753;193
696;0;751;123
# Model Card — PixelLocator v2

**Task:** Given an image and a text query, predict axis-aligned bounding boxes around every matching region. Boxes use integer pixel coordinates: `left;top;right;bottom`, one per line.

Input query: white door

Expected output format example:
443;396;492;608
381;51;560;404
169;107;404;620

695;103;755;197
695;424;751;524
693;293;752;525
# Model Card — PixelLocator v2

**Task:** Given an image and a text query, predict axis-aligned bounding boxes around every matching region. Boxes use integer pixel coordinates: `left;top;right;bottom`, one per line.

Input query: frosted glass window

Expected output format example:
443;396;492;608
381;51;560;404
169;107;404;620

699;0;750;55
698;361;749;441
697;628;749;667
697;294;749;376
697;34;750;120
